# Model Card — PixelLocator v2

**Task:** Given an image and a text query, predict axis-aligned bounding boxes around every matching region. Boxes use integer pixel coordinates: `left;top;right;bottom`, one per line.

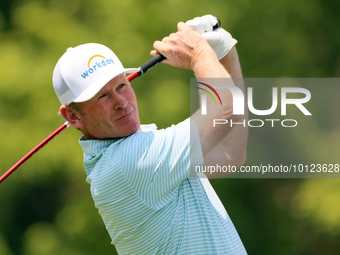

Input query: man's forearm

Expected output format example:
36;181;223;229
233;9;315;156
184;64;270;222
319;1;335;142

203;46;248;178
219;46;243;79
191;48;242;157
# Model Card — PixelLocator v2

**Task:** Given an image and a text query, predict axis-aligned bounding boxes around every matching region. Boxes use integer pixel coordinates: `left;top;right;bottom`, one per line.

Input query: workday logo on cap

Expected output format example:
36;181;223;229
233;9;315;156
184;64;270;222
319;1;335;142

81;55;115;79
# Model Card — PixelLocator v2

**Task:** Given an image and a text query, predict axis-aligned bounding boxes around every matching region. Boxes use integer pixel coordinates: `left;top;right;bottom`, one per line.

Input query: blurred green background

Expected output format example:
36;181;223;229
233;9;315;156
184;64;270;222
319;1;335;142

0;0;339;254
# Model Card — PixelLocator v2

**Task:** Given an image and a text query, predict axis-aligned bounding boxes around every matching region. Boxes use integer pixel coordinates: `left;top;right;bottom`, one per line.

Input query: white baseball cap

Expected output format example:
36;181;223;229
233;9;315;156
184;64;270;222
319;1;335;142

53;43;140;105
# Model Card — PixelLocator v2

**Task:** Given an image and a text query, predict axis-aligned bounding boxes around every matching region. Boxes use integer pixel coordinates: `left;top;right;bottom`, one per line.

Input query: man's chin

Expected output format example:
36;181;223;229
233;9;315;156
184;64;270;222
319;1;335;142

114;124;141;139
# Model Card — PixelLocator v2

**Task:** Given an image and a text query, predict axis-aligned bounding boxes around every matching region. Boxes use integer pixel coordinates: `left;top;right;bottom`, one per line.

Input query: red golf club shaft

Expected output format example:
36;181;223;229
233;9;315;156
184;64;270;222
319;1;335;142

0;122;69;183
0;54;166;184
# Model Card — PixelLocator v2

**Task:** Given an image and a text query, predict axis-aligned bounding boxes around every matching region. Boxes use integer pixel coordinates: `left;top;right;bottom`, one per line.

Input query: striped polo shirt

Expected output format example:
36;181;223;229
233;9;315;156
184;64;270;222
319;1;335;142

79;118;247;254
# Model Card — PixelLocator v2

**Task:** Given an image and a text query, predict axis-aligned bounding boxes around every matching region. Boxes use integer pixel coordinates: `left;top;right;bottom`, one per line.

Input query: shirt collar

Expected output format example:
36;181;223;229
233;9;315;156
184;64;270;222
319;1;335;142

78;124;157;156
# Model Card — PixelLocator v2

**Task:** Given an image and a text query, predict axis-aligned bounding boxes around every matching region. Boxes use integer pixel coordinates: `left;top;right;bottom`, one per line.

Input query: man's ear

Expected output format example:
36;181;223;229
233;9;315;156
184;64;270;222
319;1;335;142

60;105;84;129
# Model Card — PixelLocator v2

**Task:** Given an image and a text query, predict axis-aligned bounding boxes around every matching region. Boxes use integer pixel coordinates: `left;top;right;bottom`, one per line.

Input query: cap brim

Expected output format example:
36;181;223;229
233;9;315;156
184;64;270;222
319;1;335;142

73;67;140;103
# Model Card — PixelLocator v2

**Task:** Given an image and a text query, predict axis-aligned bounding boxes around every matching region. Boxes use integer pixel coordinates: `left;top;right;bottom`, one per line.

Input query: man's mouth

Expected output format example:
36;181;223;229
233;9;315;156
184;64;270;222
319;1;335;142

115;110;133;121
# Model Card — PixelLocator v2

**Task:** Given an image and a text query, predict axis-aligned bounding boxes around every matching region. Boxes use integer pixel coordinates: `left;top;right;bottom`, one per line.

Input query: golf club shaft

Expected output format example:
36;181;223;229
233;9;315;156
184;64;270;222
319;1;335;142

1;16;222;183
0;122;69;183
129;17;221;78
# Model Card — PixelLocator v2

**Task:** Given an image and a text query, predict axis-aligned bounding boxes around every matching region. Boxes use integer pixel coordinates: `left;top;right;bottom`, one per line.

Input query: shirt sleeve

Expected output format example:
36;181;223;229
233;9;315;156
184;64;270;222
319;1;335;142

118;118;204;209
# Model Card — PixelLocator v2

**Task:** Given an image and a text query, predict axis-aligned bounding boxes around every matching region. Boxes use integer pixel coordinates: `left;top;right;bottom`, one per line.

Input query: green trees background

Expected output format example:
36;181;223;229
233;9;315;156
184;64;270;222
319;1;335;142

0;0;339;254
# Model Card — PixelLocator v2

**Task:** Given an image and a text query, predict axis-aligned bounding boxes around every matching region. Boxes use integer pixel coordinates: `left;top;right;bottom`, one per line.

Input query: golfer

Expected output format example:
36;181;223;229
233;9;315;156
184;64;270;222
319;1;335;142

53;15;247;254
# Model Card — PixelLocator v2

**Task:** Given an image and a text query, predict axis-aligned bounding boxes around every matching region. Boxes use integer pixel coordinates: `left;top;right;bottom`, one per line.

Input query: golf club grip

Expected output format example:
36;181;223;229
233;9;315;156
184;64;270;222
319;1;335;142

212;17;221;30
139;54;166;75
138;16;221;76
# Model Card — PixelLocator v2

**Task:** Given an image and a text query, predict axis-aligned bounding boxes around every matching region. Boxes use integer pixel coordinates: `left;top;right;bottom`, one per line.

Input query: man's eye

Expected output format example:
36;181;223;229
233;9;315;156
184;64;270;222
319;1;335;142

98;93;107;99
118;84;124;89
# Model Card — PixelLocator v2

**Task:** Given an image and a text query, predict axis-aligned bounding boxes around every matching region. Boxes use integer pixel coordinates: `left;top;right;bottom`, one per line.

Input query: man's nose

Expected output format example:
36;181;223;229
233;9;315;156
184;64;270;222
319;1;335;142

114;94;128;110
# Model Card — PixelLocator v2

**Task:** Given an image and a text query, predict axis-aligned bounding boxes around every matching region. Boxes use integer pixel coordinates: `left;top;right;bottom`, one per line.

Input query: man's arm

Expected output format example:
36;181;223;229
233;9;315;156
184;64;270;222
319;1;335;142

203;46;248;178
182;15;248;178
152;22;241;158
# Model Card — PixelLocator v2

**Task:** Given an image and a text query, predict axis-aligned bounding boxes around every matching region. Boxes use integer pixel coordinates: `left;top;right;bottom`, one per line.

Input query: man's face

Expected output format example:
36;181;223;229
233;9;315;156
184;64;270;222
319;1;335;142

76;73;141;140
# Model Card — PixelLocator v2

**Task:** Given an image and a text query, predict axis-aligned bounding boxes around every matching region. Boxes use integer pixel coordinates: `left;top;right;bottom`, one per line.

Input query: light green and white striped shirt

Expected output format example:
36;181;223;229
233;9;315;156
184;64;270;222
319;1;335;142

79;118;247;254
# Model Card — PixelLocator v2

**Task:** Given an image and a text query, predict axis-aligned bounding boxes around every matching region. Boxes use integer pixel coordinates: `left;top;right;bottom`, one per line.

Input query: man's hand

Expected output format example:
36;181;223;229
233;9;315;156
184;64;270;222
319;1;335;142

150;22;217;71
186;15;237;60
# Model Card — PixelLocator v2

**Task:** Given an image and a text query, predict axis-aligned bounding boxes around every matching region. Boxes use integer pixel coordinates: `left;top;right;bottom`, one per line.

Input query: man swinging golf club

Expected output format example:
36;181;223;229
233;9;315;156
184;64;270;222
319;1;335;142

53;15;248;254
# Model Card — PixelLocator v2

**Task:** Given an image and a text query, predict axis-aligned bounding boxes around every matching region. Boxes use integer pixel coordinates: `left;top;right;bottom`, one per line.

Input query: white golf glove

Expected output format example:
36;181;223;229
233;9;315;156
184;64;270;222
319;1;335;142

186;14;237;60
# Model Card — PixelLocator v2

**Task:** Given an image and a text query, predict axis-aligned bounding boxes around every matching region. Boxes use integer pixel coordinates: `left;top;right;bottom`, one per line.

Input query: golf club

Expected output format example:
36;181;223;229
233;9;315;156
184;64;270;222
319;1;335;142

0;17;221;184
